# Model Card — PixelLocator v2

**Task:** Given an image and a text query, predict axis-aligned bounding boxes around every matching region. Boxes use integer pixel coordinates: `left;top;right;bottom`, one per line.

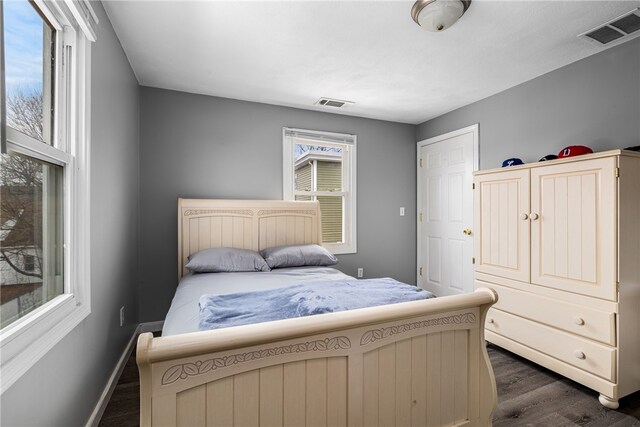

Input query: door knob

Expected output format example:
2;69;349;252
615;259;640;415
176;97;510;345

530;213;539;220
463;229;472;235
519;213;529;220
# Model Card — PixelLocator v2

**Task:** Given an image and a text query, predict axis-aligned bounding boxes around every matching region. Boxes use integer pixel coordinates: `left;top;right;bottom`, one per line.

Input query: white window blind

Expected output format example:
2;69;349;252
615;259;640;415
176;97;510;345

284;127;356;145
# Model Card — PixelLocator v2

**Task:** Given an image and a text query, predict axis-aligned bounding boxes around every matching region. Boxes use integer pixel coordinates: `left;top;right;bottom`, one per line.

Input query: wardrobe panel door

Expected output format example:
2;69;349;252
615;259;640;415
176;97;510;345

474;169;530;283
530;157;617;301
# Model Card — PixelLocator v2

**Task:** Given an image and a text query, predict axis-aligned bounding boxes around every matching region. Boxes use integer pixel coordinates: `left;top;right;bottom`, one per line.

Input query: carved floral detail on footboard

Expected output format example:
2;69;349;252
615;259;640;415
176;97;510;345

360;312;477;346
161;336;351;385
257;209;316;216
183;209;254;216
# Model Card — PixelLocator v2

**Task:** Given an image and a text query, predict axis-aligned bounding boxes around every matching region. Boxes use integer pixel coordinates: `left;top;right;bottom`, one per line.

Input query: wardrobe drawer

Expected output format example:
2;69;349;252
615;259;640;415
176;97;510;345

486;308;616;382
480;282;615;346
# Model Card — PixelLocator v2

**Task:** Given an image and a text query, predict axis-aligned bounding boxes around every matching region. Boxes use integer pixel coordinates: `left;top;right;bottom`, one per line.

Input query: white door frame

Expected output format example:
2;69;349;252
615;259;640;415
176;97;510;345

416;124;480;287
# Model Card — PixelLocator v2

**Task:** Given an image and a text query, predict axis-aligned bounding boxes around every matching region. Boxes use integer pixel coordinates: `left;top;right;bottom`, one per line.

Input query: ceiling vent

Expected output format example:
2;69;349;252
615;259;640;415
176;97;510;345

315;98;354;109
579;8;640;47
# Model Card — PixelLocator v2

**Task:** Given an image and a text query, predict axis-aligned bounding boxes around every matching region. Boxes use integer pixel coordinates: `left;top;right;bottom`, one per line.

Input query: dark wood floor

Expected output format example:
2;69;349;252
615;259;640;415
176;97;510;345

98;345;141;427
99;342;640;426
488;344;640;426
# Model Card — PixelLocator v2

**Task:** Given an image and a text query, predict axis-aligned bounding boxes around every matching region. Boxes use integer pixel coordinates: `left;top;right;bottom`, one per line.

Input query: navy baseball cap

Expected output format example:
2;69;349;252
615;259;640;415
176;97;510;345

539;154;558;162
502;158;524;167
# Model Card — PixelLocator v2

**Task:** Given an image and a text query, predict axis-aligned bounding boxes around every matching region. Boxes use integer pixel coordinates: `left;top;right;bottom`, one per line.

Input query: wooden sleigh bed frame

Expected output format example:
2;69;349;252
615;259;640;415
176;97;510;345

137;199;498;426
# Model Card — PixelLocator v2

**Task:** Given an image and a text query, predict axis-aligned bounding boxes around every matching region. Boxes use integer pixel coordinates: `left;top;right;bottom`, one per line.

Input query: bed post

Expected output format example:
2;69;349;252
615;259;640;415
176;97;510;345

137;332;154;427
478;287;498;425
177;198;183;281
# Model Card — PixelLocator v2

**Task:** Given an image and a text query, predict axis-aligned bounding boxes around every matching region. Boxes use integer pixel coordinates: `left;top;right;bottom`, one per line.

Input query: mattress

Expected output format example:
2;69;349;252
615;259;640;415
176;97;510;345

162;266;353;336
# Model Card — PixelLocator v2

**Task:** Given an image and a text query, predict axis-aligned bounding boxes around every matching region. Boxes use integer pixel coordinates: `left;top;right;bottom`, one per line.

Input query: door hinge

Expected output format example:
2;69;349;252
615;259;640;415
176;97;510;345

419;212;423;222
419;267;423;276
616;282;620;293
419;158;423;168
472;257;476;264
615;167;620;178
472;183;475;190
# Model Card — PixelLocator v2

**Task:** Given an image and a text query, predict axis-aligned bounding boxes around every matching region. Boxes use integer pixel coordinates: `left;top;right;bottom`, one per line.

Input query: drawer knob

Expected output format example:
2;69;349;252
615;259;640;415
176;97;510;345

574;317;585;326
574;351;586;360
487;318;495;324
519;213;529;220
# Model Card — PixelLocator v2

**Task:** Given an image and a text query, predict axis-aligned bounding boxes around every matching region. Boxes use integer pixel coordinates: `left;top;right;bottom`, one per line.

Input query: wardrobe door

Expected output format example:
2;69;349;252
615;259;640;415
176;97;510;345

530;157;617;301
474;169;530;283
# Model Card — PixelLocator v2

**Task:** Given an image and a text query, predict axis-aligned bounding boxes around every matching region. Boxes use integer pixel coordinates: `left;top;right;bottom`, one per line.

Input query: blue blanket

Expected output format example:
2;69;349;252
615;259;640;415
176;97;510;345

199;278;435;331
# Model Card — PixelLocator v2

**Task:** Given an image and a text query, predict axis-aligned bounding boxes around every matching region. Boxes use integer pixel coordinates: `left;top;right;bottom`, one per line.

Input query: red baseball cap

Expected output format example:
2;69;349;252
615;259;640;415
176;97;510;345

558;145;593;158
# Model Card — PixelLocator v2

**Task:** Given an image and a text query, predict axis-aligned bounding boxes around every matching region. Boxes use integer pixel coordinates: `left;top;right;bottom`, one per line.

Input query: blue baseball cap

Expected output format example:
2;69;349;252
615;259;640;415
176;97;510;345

539;154;558;162
501;158;524;167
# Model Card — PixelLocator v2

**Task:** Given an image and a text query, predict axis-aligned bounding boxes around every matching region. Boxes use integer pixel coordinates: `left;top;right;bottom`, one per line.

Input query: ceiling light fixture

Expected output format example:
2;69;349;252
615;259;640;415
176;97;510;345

411;0;472;32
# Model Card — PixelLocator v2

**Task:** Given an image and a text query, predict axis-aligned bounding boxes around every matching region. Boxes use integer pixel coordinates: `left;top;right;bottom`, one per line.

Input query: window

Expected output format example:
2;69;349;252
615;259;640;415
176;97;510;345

283;127;356;254
0;0;96;392
23;254;36;273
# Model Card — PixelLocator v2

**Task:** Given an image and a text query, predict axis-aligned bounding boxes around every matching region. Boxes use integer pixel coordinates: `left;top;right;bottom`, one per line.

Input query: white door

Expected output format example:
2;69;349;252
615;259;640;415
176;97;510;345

418;126;477;296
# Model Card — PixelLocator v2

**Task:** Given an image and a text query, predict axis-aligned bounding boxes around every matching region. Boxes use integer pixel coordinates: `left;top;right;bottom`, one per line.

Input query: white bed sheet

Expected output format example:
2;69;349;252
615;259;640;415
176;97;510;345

162;266;353;336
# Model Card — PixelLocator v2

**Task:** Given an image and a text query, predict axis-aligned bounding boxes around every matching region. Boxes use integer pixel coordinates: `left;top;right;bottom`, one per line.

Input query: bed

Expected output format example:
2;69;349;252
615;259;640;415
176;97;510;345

137;198;498;426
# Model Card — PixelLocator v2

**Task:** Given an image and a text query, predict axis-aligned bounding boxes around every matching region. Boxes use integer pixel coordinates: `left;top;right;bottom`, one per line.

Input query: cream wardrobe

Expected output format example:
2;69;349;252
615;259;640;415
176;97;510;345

473;149;640;408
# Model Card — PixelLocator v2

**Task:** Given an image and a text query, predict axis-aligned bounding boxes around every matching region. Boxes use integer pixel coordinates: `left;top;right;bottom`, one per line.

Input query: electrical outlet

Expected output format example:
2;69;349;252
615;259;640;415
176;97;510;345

400;207;405;216
120;306;125;327
357;268;364;278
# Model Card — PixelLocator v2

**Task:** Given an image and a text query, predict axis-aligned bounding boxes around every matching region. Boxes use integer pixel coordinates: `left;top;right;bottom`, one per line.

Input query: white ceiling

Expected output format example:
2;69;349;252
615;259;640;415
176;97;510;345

103;0;640;124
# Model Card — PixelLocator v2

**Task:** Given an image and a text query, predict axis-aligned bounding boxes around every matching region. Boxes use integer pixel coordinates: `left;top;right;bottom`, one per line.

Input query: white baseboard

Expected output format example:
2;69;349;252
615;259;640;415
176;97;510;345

84;320;163;427
85;325;140;427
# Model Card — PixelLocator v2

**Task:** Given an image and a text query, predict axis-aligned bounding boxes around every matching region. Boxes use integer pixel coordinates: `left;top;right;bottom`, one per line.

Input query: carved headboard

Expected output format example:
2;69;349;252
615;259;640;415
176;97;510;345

177;199;322;279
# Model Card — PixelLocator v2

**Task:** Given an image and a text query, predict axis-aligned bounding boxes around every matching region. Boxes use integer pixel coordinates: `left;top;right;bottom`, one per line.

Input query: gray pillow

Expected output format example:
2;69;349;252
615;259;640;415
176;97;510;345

260;244;338;269
186;247;270;273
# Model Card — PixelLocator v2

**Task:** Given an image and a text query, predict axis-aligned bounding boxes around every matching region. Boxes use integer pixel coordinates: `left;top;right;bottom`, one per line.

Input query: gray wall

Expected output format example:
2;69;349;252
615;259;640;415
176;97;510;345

4;12;637;425
417;38;640;168
0;3;140;426
139;87;417;321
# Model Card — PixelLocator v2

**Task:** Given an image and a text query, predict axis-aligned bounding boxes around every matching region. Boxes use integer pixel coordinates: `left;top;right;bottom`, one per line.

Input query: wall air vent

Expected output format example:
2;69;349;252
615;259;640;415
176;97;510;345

315;98;354;109
579;8;640;47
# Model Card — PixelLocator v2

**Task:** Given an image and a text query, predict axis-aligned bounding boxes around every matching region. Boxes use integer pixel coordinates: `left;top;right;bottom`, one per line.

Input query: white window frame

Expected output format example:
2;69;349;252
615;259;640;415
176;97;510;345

0;0;97;393
283;127;357;254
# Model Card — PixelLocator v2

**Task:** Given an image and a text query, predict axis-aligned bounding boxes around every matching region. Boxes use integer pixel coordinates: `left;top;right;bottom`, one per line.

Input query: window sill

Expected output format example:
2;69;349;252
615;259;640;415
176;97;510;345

324;242;357;255
0;294;91;393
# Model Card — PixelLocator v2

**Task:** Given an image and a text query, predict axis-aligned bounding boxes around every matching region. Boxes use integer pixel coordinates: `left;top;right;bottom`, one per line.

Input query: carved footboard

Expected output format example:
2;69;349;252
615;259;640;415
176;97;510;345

137;288;497;427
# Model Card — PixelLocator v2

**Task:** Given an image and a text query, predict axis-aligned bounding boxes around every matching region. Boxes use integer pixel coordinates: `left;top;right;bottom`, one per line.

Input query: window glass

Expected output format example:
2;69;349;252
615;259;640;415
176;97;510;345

1;152;64;328
317;195;343;243
293;143;345;244
4;0;55;145
1;0;63;330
